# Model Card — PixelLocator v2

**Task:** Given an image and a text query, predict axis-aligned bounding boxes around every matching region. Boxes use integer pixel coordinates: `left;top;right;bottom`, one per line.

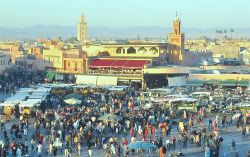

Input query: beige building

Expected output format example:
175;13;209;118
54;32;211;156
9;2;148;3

43;45;88;74
0;42;25;64
82;15;185;66
82;45;105;57
43;45;64;70
62;50;87;74
185;39;211;52
77;14;87;44
209;44;241;58
0;51;11;73
15;54;52;71
29;46;44;59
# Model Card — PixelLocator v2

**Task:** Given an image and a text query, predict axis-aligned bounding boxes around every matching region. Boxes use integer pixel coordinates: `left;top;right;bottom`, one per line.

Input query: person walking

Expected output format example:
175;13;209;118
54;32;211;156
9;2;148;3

37;143;43;157
77;142;81;156
64;147;71;157
231;139;235;150
105;144;111;157
242;125;246;136
171;136;176;149
88;147;93;157
159;146;164;157
166;138;171;151
16;146;22;157
183;135;188;148
53;145;58;156
160;145;167;157
49;142;53;156
162;145;167;157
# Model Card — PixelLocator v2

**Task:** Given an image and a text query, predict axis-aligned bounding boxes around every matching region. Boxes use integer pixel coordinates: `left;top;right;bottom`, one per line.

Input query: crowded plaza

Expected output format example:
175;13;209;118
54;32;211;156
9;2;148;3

0;75;250;157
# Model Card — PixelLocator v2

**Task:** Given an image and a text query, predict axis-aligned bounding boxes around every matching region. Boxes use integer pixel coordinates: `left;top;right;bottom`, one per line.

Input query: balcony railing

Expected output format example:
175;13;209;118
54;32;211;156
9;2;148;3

88;69;142;76
63;54;83;59
56;68;86;74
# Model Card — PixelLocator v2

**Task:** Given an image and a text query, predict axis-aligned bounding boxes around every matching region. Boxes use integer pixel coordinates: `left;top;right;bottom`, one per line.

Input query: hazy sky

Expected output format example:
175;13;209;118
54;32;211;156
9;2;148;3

0;0;249;28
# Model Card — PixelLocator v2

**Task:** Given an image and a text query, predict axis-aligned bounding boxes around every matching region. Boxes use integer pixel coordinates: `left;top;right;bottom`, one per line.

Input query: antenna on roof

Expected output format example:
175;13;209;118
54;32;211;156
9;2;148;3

137;34;140;40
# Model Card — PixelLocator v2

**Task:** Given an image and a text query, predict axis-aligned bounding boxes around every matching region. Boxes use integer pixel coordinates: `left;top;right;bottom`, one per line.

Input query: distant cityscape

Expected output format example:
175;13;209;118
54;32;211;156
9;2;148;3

0;16;250;80
0;25;250;40
1;4;250;156
0;14;250;88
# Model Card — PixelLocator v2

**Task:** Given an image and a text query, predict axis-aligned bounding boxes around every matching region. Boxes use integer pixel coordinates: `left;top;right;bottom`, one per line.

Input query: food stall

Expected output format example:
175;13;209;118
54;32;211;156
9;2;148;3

0;103;15;120
19;99;42;118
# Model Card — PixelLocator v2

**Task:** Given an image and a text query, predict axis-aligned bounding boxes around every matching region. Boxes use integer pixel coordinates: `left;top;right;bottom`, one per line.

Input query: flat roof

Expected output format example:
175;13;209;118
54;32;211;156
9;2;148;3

102;43;167;46
143;66;190;74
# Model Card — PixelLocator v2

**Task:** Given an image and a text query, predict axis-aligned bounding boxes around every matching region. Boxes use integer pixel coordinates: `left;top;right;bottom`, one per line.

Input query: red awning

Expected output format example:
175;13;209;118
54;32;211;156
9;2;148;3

123;60;149;69
89;59;149;69
111;60;128;68
89;59;114;68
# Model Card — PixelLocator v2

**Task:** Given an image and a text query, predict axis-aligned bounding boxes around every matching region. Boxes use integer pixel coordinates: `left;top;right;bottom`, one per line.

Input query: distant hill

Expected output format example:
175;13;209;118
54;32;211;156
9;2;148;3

0;25;249;40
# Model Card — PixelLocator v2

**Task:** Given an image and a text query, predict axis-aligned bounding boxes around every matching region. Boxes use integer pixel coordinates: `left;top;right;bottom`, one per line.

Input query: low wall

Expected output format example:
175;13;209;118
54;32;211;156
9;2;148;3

189;74;250;80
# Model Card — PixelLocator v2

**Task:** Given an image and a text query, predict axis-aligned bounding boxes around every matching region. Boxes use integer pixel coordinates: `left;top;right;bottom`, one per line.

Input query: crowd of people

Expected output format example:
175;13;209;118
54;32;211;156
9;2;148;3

0;71;42;95
0;84;250;157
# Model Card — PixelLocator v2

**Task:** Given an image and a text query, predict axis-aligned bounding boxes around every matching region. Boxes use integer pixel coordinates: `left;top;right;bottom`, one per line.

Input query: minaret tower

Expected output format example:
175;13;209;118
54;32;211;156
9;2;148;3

77;14;87;44
173;13;181;35
168;13;185;50
168;13;185;64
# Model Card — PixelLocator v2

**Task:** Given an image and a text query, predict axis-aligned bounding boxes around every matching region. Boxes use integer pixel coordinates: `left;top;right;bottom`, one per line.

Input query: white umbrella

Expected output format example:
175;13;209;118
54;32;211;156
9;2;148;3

232;113;241;120
64;98;82;105
142;103;153;109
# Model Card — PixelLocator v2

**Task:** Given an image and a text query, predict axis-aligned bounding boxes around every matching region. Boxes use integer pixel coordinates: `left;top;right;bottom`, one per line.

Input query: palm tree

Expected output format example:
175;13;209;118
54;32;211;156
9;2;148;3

224;30;227;39
230;28;234;39
216;29;220;38
216;30;219;39
218;30;223;39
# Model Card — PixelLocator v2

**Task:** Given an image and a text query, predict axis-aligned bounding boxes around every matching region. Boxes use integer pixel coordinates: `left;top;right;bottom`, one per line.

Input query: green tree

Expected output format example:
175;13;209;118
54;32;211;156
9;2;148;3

65;37;78;43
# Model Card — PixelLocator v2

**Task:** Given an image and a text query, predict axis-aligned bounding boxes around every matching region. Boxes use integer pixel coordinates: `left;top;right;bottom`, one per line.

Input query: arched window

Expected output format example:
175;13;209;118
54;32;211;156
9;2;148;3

149;47;158;54
127;47;136;54
138;47;146;53
116;47;125;54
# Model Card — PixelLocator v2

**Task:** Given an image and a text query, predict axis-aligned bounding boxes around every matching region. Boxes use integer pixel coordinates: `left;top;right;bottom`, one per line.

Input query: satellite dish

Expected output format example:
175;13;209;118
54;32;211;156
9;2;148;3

213;58;220;63
212;70;220;74
202;61;208;66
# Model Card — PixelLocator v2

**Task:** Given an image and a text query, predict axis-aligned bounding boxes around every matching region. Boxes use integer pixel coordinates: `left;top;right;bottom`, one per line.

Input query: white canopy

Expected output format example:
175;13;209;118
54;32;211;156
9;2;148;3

153;97;171;103
166;94;189;98
170;97;197;103
149;88;172;94
34;87;51;93
108;86;128;91
76;75;97;85
235;102;250;107
4;93;29;104
2;84;51;108
16;88;34;93
29;93;47;99
154;97;197;103
19;99;41;108
0;103;15;107
97;76;118;86
192;92;211;96
37;83;73;88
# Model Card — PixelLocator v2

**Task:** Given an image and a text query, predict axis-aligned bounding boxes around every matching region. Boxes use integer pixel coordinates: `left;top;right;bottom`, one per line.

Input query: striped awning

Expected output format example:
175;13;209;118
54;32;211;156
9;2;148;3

89;59;149;69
